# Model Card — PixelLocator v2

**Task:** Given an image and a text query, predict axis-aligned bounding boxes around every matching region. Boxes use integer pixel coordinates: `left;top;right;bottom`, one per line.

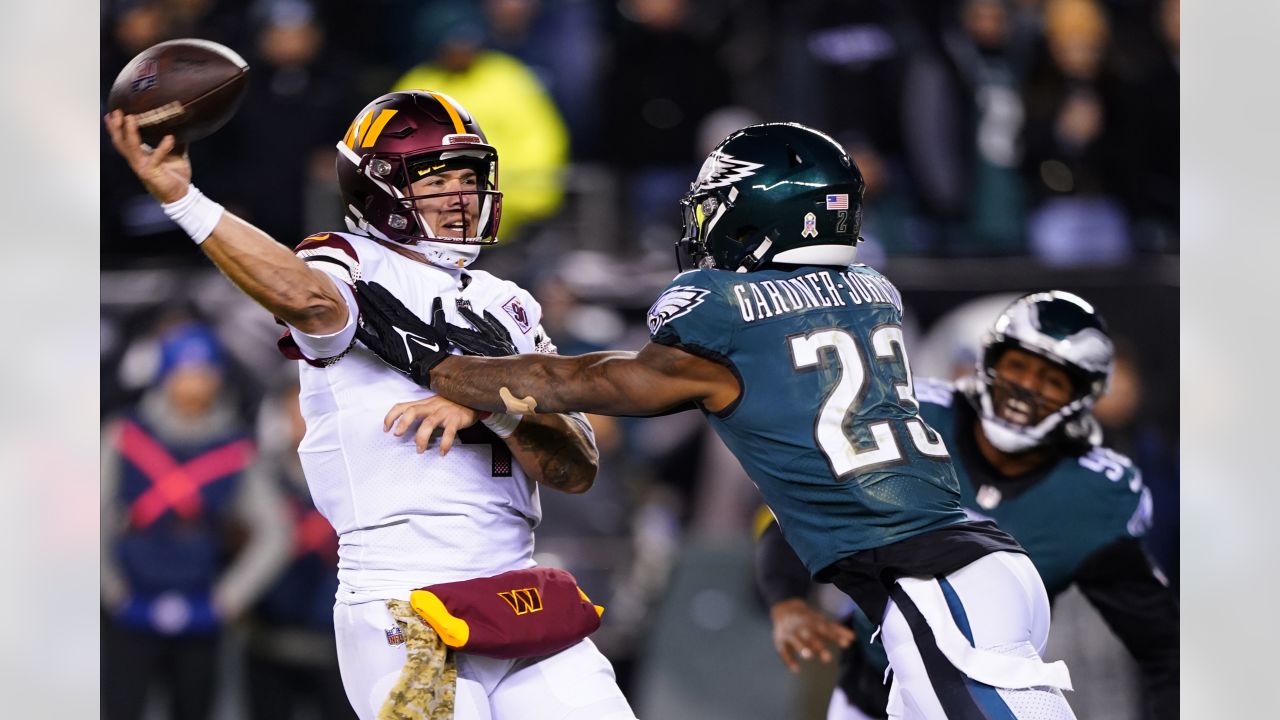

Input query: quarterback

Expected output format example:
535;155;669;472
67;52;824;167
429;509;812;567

357;123;1080;719
105;91;637;719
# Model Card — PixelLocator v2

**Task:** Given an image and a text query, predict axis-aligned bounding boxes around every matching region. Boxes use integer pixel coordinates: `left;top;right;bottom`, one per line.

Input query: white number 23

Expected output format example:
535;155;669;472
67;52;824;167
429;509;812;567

789;327;948;478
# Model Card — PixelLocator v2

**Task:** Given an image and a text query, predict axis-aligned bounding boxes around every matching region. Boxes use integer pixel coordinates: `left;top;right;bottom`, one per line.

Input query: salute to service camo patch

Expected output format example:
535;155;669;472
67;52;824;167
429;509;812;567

377;599;456;720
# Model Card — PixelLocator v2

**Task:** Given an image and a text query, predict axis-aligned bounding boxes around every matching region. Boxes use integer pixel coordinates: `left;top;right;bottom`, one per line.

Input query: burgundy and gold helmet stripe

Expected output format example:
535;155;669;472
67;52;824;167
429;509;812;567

423;91;468;134
342;107;400;150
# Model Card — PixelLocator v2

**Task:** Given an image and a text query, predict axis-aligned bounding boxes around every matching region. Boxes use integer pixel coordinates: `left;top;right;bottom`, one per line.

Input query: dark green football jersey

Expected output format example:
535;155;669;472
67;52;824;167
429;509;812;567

648;265;968;574
833;379;1153;685
915;378;1152;597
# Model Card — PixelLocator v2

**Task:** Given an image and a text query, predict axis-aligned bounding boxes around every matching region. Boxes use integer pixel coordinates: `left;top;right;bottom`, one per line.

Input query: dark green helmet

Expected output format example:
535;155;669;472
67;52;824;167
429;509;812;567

676;122;866;272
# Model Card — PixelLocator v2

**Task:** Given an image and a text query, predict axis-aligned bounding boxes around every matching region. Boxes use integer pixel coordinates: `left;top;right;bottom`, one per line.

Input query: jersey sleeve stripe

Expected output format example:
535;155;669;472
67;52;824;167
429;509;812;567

294;233;359;259
296;243;362;286
302;253;358;285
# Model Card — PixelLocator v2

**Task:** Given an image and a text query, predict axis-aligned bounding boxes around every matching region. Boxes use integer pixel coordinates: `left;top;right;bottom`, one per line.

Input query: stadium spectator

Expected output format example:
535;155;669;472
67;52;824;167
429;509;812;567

101;322;291;720
773;0;917;254
600;0;733;255
482;0;606;157
207;0;360;244
1112;0;1179;252
1021;0;1131;265
900;0;1034;256
392;0;569;244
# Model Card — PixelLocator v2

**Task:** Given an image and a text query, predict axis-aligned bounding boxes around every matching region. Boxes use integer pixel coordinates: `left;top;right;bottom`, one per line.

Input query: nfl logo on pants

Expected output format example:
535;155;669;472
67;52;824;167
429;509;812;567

385;625;405;646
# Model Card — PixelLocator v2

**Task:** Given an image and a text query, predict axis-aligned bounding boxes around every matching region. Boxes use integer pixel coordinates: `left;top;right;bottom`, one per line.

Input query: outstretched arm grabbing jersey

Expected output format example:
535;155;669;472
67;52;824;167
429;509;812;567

362;291;741;419
434;342;741;416
353;280;741;418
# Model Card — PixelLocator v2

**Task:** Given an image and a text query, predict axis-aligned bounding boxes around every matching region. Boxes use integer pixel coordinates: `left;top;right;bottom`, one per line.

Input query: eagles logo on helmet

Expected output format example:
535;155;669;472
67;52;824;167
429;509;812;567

676;122;866;273
334;90;503;268
970;291;1115;454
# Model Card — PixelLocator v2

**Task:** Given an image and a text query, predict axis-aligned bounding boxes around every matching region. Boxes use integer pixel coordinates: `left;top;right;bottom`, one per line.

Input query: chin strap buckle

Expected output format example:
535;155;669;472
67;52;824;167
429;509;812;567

736;232;776;273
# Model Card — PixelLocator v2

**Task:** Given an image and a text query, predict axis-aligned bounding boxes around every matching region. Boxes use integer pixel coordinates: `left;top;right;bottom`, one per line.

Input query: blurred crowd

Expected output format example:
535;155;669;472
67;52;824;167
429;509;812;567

102;0;1179;267
100;0;1178;718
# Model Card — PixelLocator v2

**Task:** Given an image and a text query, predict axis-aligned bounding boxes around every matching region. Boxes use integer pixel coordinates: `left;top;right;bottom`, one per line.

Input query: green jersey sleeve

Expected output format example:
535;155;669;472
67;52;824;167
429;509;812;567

646;269;736;359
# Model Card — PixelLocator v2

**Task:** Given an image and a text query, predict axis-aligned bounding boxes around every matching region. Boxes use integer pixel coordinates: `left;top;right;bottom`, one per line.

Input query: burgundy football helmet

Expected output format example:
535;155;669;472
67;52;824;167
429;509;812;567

335;90;502;248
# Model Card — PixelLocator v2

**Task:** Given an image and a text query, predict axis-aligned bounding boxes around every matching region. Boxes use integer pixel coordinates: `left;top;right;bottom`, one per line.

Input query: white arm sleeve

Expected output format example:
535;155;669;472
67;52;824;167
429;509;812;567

287;270;358;360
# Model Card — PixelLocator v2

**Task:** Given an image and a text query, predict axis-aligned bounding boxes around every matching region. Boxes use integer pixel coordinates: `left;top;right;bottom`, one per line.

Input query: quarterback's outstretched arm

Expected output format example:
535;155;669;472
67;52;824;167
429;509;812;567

428;342;741;417
104;111;348;335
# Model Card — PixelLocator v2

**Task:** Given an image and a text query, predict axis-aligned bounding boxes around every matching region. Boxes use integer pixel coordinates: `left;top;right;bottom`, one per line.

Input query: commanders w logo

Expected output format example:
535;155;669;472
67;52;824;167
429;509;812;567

694;151;764;190
497;588;544;615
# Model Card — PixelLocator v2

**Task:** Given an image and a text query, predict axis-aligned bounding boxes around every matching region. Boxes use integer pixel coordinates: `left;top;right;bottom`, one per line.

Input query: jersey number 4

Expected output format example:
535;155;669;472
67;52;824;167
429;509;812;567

789;327;948;478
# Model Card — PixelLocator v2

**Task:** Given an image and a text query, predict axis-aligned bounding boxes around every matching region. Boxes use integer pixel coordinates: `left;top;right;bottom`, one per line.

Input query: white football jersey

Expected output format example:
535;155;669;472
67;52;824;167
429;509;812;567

281;231;547;605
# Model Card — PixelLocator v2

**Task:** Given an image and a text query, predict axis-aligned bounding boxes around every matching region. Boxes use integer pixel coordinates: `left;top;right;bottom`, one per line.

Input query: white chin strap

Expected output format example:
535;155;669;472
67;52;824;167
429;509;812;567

410;207;486;269
416;241;481;269
344;214;482;269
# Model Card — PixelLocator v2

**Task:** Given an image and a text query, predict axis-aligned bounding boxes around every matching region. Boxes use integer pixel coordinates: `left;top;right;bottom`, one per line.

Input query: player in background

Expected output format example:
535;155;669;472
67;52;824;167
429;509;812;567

356;122;1079;719
104;90;637;720
756;291;1179;719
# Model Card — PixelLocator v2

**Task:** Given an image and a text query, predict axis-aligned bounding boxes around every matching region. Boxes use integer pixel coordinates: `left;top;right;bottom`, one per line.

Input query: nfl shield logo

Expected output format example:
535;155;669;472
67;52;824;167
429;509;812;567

385;626;405;646
132;59;158;91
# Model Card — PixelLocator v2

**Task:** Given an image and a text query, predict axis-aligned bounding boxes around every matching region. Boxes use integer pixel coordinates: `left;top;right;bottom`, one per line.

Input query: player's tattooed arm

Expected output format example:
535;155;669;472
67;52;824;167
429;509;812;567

503;413;598;494
429;342;741;417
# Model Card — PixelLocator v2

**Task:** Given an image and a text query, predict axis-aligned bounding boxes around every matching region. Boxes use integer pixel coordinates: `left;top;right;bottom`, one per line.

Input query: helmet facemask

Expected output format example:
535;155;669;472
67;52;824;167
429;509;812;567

975;344;1102;453
355;149;501;246
971;291;1113;454
677;187;740;272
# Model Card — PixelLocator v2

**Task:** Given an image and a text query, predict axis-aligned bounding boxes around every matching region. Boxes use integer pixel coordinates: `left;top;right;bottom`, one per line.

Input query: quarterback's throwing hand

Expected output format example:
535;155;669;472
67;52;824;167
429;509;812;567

103;110;192;204
355;280;450;386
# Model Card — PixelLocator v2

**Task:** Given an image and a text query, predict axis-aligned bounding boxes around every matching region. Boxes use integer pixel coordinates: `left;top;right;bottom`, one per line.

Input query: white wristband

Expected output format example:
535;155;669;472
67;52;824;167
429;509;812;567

481;412;523;438
162;185;225;245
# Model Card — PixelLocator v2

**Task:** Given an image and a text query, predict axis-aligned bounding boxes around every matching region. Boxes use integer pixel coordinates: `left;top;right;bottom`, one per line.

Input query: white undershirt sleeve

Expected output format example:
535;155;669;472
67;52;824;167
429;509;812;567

287;269;359;360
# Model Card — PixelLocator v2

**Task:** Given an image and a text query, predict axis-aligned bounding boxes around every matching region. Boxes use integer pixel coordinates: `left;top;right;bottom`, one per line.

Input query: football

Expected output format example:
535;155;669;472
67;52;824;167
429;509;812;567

107;38;250;146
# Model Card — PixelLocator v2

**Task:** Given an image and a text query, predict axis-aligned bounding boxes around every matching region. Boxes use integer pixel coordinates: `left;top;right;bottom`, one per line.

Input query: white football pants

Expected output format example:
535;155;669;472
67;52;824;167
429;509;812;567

879;551;1077;720
333;599;637;720
828;687;884;720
